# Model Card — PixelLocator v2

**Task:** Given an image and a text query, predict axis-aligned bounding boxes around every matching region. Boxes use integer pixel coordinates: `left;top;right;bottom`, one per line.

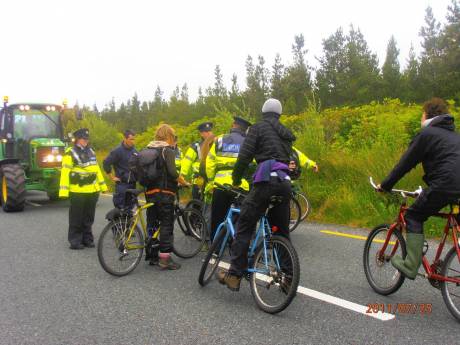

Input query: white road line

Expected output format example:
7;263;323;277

216;261;395;321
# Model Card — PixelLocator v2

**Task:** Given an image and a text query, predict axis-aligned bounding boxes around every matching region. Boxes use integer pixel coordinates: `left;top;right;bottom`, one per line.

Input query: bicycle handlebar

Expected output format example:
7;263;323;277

214;182;248;196
369;177;422;198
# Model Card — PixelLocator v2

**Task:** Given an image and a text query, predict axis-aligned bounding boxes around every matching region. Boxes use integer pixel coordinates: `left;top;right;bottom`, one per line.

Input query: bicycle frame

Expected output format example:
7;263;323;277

123;201;158;250
379;202;460;284
212;204;280;275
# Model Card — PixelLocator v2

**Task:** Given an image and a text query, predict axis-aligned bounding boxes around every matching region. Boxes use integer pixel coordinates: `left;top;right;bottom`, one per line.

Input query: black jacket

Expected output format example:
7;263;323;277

144;145;179;193
103;142;137;183
381;115;460;194
232;113;296;185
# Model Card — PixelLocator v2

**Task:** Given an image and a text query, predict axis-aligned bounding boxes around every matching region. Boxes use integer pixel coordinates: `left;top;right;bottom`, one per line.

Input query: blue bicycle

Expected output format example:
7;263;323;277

198;183;300;314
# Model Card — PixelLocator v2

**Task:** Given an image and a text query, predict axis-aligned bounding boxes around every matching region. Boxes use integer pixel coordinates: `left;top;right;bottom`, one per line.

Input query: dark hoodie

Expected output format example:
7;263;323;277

381;115;460;194
233;112;296;185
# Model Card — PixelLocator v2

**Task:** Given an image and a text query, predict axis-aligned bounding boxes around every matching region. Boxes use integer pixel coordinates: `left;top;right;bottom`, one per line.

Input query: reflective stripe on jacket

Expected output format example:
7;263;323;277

59;146;108;197
206;129;249;191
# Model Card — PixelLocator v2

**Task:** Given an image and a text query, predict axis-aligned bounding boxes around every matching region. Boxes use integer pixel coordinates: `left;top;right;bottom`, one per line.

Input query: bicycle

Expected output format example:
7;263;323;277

363;177;460;321
98;189;207;276
198;183;300;314
289;193;302;232
291;183;311;222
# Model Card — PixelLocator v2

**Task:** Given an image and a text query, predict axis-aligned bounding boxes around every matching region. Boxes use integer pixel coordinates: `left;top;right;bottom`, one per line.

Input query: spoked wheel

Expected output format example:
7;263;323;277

441;246;460;322
97;217;144;276
363;224;406;295
288;197;301;232
249;235;300;314
294;192;311;221
198;228;227;286
173;207;207;258
185;199;205;213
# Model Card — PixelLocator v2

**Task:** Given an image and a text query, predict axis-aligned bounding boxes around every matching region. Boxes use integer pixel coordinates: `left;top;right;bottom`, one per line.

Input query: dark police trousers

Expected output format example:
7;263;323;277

68;192;99;246
113;182;137;209
229;178;291;276
211;188;236;240
405;188;460;234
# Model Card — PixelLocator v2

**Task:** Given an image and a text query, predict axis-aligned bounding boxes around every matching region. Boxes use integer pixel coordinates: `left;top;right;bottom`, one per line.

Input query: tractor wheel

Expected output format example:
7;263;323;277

1;164;26;212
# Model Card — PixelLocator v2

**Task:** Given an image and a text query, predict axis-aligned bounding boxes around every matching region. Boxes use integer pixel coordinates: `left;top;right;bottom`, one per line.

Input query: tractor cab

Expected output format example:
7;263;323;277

0;96;68;212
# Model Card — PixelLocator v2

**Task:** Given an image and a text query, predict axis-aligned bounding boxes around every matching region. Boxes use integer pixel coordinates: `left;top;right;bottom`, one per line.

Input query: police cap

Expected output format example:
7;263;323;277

233;116;252;129
73;128;90;139
197;122;213;132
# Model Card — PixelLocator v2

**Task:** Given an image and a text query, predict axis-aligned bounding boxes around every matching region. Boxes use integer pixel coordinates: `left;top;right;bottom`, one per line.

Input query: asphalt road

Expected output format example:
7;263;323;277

1;191;460;345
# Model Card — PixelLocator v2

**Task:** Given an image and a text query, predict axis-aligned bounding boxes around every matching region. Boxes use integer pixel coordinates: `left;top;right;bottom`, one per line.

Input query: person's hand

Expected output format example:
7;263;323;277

312;164;319;173
109;174;120;182
376;184;384;192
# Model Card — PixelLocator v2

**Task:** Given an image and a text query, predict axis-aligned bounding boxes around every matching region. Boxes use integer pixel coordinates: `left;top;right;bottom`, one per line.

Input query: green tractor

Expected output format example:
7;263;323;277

0;96;68;212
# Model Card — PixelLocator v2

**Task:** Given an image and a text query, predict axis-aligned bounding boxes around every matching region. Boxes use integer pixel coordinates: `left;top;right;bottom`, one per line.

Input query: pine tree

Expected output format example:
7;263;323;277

283;34;312;113
401;44;420;102
381;36;401;99
418;6;442;99
316;28;347;107
439;0;460;99
213;65;227;99
270;53;285;101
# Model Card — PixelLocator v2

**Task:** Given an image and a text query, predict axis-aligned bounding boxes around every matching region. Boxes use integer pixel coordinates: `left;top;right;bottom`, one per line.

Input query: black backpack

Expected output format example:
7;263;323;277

289;149;302;180
129;147;165;187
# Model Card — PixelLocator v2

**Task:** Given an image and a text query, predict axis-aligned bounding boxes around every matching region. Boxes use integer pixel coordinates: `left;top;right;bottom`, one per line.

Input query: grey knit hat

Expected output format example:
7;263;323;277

262;98;282;115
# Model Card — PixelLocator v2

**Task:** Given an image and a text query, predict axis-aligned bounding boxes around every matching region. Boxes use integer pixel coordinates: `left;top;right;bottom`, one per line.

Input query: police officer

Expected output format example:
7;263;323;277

206;117;251;239
219;99;296;291
103;129;137;209
180;122;213;200
59;128;108;250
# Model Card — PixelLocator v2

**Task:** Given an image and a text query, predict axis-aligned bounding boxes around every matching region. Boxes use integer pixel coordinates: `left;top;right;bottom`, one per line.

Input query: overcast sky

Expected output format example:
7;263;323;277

1;0;453;109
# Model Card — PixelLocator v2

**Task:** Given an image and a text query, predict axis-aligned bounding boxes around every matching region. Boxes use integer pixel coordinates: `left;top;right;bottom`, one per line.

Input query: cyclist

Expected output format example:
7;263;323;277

218;98;296;290
377;98;460;280
143;124;189;269
206;117;252;240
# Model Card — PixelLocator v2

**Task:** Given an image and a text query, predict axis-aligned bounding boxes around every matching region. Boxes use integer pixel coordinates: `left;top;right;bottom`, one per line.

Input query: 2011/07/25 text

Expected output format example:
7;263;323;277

366;303;432;314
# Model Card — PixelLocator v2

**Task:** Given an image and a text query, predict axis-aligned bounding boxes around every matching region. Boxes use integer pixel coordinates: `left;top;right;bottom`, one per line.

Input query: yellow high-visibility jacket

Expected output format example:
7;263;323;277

293;147;316;169
59;146;108;197
206;131;249;192
180;141;201;181
175;146;183;173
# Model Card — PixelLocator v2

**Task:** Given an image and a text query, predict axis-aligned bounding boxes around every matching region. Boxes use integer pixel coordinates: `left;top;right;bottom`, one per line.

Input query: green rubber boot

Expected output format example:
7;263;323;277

391;233;424;280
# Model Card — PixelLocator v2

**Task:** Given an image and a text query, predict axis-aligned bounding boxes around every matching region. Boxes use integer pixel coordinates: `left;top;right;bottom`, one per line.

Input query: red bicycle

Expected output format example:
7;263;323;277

363;177;460;321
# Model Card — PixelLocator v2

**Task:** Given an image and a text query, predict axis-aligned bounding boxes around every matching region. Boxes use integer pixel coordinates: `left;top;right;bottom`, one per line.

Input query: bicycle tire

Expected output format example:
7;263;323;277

249;235;300;314
441;246;460;322
97;219;144;277
295;192;311;221
173;207;206;258
289;197;302;232
198;227;227;286
185;199;205;213
363;224;406;295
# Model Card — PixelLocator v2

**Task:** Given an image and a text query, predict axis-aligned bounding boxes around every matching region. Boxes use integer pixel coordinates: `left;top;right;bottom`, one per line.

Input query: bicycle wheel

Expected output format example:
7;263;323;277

289;197;301;232
185;199;205;213
295;192;311;221
173;207;206;258
363;224;406;295
441;246;460;322
249;235;300;314
97;218;144;277
198;227;227;286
